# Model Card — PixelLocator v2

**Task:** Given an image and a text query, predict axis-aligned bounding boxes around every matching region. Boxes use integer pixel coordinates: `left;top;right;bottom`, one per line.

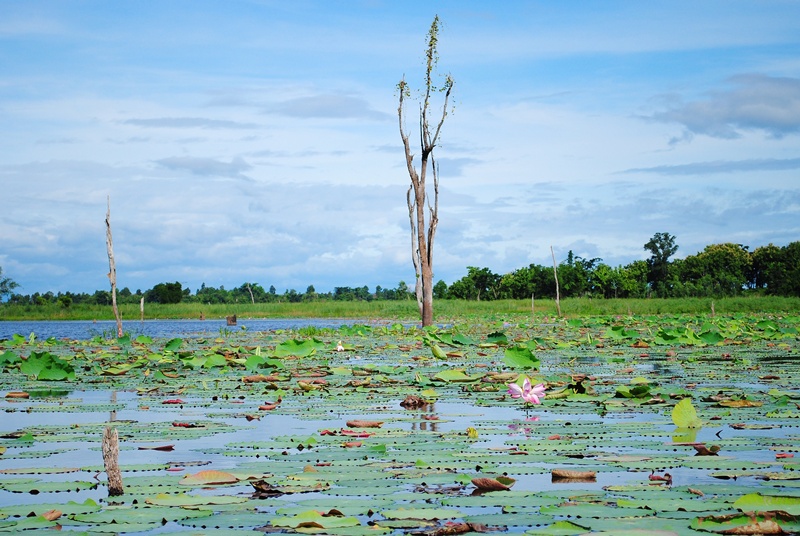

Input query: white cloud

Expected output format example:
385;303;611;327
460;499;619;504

123;117;260;129
1;1;798;297
647;74;800;139
155;156;253;180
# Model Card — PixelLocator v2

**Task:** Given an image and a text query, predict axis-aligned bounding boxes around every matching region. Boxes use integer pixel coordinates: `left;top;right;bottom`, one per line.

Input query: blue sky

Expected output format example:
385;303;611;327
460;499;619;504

1;0;798;296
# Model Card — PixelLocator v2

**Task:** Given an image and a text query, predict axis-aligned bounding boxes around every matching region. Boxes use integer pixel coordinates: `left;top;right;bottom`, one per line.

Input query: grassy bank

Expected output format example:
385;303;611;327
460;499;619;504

1;296;798;322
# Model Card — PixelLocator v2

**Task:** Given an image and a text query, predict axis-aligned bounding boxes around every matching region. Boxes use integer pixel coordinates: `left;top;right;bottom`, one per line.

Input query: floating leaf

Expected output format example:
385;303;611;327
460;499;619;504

733;493;800;515
381;507;463;520
271;509;360;529
274;339;323;357
145;492;248;507
346;420;383;428
179;470;238;486
471;477;511;491
718;399;763;408
432;369;483;383
691;511;800;534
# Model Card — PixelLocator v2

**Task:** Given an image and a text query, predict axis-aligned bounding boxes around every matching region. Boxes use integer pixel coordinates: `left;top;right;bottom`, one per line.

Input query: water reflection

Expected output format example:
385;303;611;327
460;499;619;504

409;402;439;433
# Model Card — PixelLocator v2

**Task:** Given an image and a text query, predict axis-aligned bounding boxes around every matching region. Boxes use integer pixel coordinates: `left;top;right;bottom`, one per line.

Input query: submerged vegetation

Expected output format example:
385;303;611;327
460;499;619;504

1;311;799;534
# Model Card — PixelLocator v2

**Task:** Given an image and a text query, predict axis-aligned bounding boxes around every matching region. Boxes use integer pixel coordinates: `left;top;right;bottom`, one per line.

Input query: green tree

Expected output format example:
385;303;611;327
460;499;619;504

679;243;751;296
778;242;800;296
617;260;649;298
591;263;619;298
433;280;448;299
398;15;454;326
750;243;782;291
447;267;501;300
644;232;678;297
92;290;112;306
750;241;800;296
304;285;318;301
396;281;411;300
145;282;183;304
557;252;599;298
0;266;19;301
468;266;500;301
280;288;299;302
499;264;556;300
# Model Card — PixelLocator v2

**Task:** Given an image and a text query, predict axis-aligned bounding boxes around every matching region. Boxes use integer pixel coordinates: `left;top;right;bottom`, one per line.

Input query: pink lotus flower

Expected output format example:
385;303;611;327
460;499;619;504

507;377;546;405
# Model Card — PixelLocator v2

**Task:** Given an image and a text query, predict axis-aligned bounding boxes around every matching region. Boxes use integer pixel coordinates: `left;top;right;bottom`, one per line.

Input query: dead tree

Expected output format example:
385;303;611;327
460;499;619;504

102;426;124;496
551;246;562;317
398;15;453;326
105;196;123;338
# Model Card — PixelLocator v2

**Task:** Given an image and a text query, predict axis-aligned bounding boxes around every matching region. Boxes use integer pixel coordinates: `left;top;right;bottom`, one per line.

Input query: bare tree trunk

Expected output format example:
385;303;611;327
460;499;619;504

102;426;124;496
140;297;144;323
551;246;562;317
246;283;255;305
407;187;423;317
105;197;123;338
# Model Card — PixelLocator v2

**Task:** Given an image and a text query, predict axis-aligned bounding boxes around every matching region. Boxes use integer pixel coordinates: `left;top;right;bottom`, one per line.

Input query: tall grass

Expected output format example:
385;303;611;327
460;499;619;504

2;296;798;322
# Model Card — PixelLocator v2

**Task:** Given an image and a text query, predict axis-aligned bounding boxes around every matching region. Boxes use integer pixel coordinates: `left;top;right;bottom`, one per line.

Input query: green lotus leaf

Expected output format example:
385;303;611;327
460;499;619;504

270;509;361;529
503;345;540;369
381;507;463;520
672;398;702;428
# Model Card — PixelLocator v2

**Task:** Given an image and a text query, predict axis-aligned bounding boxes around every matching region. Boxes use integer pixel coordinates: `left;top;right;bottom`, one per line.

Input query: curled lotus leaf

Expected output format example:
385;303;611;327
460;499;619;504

471;477;511;492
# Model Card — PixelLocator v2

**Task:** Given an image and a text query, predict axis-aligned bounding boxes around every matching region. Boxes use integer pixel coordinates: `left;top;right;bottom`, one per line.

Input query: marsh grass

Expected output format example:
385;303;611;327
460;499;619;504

2;296;798;321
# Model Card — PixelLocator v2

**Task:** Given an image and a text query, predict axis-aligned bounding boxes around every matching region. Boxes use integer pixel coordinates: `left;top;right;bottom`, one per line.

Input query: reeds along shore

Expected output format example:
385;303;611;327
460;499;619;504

1;296;798;322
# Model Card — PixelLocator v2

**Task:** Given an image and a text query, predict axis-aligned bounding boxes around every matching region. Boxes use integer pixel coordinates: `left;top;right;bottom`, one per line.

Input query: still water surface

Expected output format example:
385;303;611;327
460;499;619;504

0;318;380;340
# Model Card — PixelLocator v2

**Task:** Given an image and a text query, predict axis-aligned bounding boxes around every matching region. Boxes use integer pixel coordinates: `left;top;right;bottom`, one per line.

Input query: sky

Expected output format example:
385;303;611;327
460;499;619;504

1;0;799;297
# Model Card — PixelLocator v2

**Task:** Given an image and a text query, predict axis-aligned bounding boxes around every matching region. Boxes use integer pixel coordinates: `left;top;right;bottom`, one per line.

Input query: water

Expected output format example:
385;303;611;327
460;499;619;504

0;318;379;341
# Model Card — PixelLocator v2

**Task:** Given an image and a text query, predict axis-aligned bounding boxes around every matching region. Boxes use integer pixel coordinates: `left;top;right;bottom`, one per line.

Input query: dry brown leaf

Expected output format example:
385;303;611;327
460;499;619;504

721;519;783;534
400;395;428;408
4;392;29;399
296;522;325;529
718;399;763;408
425;522;492;535
40;509;62;521
471;477;511;491
242;374;274;383
551;469;596;482
346;420;383;428
693;444;721;456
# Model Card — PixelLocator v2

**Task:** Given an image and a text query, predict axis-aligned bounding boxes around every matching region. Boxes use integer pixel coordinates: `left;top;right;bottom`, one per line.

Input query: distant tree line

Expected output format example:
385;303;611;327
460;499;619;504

2;234;798;307
444;235;799;300
3;280;418;307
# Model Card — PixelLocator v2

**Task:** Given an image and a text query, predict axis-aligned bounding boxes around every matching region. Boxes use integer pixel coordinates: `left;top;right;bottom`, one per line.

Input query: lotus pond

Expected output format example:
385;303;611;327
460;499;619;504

1;313;799;535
